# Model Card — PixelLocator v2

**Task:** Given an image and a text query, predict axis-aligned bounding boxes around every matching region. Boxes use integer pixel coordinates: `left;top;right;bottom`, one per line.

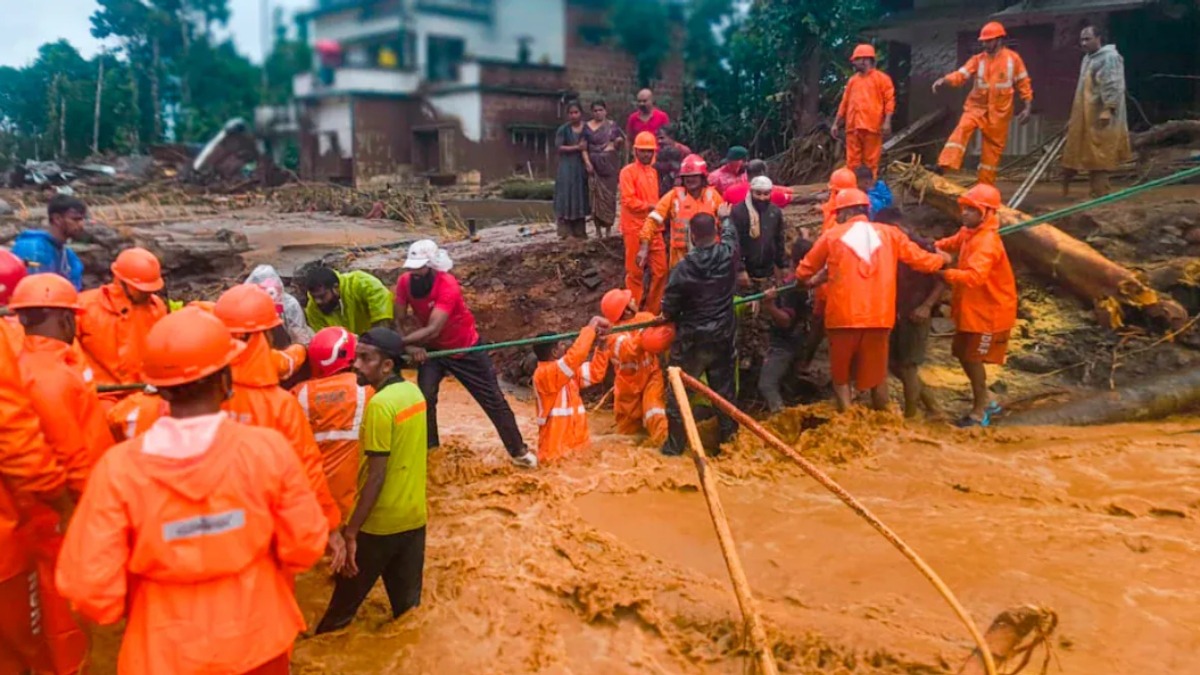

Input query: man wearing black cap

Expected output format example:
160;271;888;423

707;145;749;194
316;327;429;633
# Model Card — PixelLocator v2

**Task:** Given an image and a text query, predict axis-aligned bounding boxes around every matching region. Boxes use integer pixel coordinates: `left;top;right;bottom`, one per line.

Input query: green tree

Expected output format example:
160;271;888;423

609;0;672;86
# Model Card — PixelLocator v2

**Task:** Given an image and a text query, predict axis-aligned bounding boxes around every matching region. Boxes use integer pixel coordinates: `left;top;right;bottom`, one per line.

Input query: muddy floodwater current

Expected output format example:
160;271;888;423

86;381;1200;674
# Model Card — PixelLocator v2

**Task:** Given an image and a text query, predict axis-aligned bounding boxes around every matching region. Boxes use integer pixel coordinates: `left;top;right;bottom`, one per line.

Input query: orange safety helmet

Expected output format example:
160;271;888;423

600;288;634;325
214;283;283;334
309;326;358;378
0;249;27;306
978;21;1006;41
7;274;83;311
850;44;877;61
640;323;675;355
633;131;658;151
833;188;871;211
680;154;708;177
143;306;245;387
959;183;1003;213
111;247;165;292
828;167;857;191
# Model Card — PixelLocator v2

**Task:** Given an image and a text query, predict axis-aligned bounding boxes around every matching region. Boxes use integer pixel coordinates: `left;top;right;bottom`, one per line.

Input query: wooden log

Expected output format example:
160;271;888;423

960;606;1058;675
665;368;779;675
883;108;948;154
888;163;1188;329
678;371;998;675
1004;366;1200;426
1131;119;1200;150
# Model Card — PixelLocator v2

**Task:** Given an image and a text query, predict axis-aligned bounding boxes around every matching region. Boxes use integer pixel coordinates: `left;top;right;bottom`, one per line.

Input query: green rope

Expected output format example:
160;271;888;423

94;163;1200;387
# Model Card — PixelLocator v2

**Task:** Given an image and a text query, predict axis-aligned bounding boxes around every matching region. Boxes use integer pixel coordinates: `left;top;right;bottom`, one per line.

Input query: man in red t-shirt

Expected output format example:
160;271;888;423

626;89;671;140
722;159;795;208
394;240;535;468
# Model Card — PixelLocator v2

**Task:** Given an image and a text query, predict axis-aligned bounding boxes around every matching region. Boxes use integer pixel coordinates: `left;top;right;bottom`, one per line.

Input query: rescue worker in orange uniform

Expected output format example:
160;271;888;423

590;289;668;445
934;21;1034;184
0;306;72;675
55;307;329;675
834;44;895;177
798;167;861;369
796;189;947;412
531;316;610;463
213;284;346;566
9;274;114;675
936;183;1017;427
0;248;28;354
77;247;168;400
619;131;664;312
292;326;372;520
637;154;727;272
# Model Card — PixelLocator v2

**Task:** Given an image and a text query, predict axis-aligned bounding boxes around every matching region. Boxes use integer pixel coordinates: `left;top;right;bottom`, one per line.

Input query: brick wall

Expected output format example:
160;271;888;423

479;92;562;179
564;3;684;125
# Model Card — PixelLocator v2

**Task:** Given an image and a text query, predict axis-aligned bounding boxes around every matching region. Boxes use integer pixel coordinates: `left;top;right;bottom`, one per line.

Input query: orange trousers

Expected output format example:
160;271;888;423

614;371;668;445
0;569;54;674
845;129;883;176
625;231;668;314
937;112;1009;184
21;508;87;675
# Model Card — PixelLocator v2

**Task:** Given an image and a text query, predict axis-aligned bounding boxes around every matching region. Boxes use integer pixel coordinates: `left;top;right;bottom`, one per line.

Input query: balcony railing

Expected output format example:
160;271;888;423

295;68;422;97
416;0;493;20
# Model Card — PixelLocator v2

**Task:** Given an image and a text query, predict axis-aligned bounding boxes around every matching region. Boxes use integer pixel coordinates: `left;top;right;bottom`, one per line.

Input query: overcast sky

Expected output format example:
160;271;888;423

1;0;312;68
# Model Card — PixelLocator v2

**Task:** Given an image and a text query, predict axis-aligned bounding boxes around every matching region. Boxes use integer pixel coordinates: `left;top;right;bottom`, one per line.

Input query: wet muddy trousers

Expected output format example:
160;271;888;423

664;340;738;455
418;347;527;458
315;527;427;634
758;344;800;413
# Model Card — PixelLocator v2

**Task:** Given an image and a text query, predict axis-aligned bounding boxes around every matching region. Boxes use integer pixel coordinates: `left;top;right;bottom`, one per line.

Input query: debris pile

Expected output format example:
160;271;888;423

271;183;467;233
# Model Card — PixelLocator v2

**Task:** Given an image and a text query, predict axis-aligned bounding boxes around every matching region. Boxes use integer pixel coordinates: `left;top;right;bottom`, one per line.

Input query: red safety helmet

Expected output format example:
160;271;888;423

640;323;675;355
600;288;634;325
111;247;164;292
309;327;358;378
828;168;858;191
143;307;245;387
214;283;283;334
850;44;877;61
834;188;871;211
979;21;1006;41
959;183;1003;213
7;274;82;311
0;249;27;306
680;154;708;177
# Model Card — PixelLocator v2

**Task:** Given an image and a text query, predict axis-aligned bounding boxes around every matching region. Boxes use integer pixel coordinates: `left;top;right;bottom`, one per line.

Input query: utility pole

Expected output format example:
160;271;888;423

260;0;270;99
93;53;105;155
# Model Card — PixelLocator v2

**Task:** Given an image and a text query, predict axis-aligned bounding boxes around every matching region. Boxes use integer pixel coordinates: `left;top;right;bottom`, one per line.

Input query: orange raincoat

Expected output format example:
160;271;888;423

106;390;167;442
837;68;895;175
0;331;65;675
14;334;107;675
76;283;167;395
533;326;598;462
273;343;307;381
797;215;945;329
112;334;342;531
291;371;372;521
55;417;328;675
619;159;664;312
588;312;667;444
937;47;1033;184
18;335;115;494
935;213;1017;334
641;186;724;270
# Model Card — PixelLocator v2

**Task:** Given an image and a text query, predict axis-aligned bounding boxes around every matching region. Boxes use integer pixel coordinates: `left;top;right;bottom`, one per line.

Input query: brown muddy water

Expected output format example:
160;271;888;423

86;381;1200;674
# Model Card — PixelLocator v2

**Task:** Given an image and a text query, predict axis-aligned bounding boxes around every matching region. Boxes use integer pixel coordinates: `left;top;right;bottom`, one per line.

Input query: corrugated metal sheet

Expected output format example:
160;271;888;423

993;0;1156;17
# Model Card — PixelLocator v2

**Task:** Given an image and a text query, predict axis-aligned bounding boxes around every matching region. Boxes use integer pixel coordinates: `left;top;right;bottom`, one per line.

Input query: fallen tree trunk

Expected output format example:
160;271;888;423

889;164;1188;330
883;108;947;155
1132;119;1200;150
1003;366;1200;426
960;606;1058;675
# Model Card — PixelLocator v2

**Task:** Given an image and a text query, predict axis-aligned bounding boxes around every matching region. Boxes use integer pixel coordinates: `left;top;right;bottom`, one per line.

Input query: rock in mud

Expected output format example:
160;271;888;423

0;198;12;216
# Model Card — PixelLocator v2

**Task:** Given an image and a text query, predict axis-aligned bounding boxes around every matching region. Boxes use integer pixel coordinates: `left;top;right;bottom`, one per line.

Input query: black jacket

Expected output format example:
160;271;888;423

729;201;787;279
661;219;738;347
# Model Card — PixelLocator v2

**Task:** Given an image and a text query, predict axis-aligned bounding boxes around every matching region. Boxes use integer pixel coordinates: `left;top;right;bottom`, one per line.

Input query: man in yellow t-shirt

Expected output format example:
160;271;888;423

315;327;427;634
